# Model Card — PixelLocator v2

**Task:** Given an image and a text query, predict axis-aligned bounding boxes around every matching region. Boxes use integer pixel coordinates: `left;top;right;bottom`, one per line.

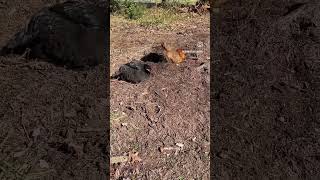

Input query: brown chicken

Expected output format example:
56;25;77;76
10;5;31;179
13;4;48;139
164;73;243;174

161;42;186;64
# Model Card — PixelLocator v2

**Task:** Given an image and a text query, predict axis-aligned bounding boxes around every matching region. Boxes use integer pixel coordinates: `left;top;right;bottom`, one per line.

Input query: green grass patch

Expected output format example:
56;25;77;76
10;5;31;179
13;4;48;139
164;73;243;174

139;7;192;27
136;8;181;27
131;143;140;151
111;0;193;26
110;111;127;124
161;0;197;6
111;0;146;20
116;0;197;5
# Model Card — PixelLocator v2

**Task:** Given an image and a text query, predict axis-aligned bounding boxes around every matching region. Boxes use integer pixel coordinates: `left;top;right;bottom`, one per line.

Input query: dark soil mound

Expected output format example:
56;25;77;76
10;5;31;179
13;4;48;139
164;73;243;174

212;0;320;178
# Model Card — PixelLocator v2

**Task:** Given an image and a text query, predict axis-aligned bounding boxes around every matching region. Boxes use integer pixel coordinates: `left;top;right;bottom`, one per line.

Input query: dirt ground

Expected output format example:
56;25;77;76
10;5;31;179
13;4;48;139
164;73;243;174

0;0;108;179
110;11;210;180
212;0;320;178
0;0;210;179
4;0;319;179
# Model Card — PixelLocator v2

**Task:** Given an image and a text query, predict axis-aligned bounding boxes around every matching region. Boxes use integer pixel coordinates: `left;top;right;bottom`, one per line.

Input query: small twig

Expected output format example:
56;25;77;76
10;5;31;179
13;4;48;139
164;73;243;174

248;0;261;19
20;108;31;143
24;169;56;179
18;48;31;60
0;130;11;149
76;128;106;133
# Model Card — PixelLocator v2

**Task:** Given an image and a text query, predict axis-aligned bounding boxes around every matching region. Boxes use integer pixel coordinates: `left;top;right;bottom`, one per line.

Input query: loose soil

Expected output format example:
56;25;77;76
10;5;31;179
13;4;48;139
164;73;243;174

3;0;320;179
212;0;320;178
3;0;319;179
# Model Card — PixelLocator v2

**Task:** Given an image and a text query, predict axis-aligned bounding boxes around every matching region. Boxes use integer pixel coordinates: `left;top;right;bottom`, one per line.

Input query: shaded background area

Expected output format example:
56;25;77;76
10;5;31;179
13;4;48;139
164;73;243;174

212;0;320;178
0;0;108;179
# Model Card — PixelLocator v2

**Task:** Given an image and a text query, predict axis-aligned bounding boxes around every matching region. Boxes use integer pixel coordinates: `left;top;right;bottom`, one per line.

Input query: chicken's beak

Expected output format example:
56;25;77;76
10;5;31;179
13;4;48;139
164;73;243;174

145;65;151;73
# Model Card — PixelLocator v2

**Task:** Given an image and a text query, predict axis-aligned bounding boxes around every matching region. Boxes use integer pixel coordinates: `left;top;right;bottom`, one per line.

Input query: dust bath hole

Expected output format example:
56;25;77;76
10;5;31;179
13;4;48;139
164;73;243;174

140;53;167;63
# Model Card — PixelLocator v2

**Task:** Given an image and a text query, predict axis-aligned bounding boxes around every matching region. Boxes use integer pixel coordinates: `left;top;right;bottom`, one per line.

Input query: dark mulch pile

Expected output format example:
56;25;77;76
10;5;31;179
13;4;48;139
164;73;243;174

212;0;320;178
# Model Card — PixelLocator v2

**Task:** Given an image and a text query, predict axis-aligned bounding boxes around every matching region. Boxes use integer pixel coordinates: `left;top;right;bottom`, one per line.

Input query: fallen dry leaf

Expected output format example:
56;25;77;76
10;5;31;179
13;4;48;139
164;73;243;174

114;168;121;179
13;150;26;158
159;146;182;156
176;143;184;148
121;123;128;127
32;127;41;138
128;152;142;163
39;159;50;169
111;156;128;164
111;151;142;164
159;146;178;153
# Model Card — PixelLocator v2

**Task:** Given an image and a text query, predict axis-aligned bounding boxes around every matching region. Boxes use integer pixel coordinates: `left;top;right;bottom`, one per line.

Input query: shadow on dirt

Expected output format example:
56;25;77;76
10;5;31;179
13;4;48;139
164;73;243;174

141;52;167;63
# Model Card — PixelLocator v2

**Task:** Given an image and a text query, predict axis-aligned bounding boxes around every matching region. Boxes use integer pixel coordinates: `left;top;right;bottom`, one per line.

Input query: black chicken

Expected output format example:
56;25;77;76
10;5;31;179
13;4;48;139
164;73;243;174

111;60;151;84
0;0;108;69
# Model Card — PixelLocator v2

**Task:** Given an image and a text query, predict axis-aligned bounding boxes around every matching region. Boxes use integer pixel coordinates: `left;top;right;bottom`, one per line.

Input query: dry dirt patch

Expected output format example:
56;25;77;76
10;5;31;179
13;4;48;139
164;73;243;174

110;11;210;179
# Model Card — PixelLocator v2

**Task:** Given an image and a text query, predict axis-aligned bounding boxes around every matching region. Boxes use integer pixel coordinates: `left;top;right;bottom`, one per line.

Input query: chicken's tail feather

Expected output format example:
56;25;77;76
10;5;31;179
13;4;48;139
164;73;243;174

161;42;169;52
